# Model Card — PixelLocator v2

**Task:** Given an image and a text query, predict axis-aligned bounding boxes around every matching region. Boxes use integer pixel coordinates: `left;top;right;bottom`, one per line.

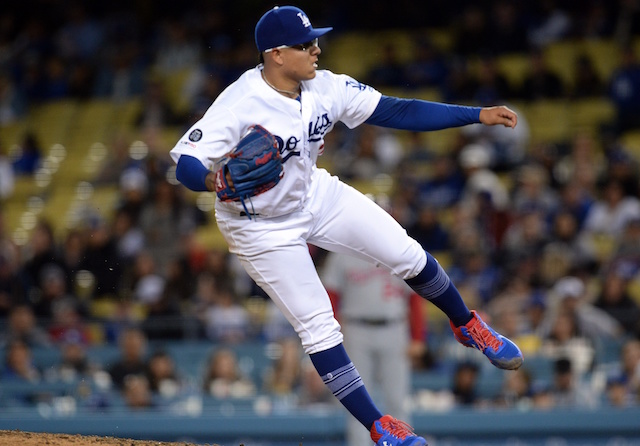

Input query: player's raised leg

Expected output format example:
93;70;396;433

307;171;523;371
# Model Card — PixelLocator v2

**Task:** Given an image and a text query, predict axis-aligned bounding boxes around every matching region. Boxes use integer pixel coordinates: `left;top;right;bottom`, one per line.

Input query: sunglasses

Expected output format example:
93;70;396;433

264;38;319;53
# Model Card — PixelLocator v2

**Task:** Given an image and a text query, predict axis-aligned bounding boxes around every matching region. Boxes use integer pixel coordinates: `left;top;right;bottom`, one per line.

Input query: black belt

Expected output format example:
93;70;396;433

346;318;401;326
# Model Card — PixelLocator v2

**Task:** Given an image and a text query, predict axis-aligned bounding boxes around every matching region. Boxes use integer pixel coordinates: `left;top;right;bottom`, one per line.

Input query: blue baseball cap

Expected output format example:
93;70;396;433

255;6;333;52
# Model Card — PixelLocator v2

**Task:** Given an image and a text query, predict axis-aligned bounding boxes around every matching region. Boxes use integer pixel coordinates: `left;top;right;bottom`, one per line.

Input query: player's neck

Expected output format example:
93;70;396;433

261;69;300;98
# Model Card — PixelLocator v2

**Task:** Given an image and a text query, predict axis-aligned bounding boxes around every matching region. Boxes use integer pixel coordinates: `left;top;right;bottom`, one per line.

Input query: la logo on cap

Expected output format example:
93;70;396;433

297;12;311;28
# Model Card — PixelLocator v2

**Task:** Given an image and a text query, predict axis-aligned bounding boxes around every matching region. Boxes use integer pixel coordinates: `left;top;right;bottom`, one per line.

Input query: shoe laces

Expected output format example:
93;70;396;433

468;322;503;352
378;417;416;440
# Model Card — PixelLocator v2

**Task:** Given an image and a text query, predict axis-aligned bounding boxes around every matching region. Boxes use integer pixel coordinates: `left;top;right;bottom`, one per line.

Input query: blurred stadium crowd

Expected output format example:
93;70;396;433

1;0;640;420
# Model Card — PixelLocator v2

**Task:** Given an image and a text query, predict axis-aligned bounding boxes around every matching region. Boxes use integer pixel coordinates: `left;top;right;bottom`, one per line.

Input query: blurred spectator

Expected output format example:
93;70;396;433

518;49;565;101
581;178;640;245
55;3;104;61
203;248;236;294
145;350;183;399
487;1;528;55
448;245;501;304
613;0;640;45
122;374;155;410
263;338;303;396
139;180;196;275
540;308;596;377
608;45;640;134
11;131;42;176
20;219;67;301
555;181;594;231
0;242;26;318
41;56;69;100
77;216;123;299
543;276;623;343
403;38;448;89
107;327;148;389
183;68;225;123
47;299;91;345
605;375;633;407
1;339;40;382
202;348;256;399
453;5;489;56
0;72;26;125
297;358;335;408
527;0;572;48
458;143;510;212
117;167;149;225
53;338;99;383
0;304;50;348
451;361;480;406
606;338;640;397
135;78;184;131
501;208;549;265
553;133;602;194
93;134;139;186
495;368;533;409
511;164;559;217
67;61;96;100
126;250;183;340
337;125;402;181
472;55;514;106
593;263;640;335
416;153;465;209
93;43;146;101
530;381;555;410
407;206;451;253
364;43;407;88
441;58;479;102
575;1;614;39
549;357;598;408
571;54;605;98
32;263;79;320
60;229;86;294
0;142;14;200
129;250;166;308
545;208;596;274
202;285;250;344
153;19;202;75
613;218;640;271
112;208;144;265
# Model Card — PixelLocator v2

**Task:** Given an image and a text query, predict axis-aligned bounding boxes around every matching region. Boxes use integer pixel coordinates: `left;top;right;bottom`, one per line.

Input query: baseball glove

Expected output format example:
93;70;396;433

214;124;283;212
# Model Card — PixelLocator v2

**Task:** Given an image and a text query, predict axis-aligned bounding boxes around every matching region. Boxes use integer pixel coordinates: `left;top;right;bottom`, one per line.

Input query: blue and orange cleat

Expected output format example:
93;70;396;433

450;310;523;370
370;415;427;446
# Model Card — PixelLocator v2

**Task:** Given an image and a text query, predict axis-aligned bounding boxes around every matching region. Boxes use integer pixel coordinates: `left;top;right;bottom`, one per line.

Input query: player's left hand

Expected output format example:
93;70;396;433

479;106;517;128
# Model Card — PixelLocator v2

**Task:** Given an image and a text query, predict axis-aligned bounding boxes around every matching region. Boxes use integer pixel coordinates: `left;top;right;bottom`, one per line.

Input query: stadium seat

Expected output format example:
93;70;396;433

569;98;616;133
521;100;571;144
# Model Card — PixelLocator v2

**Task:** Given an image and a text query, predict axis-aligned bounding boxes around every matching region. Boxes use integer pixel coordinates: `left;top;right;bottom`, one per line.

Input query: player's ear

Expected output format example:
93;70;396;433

263;49;285;67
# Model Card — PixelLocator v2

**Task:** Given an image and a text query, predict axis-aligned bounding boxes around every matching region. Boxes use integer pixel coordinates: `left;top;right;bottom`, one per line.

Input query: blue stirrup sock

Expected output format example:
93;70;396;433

310;343;382;429
405;251;473;327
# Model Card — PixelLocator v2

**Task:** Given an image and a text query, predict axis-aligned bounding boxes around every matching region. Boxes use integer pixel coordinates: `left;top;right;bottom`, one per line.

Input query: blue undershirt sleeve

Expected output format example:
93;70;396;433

175;155;211;192
365;95;482;131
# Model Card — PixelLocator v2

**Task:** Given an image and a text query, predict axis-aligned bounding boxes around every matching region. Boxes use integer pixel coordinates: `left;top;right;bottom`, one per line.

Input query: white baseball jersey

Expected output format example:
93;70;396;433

170;66;382;217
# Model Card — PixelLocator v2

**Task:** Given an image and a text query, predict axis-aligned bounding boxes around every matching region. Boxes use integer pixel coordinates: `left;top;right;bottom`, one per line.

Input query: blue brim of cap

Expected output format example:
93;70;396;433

290;26;332;45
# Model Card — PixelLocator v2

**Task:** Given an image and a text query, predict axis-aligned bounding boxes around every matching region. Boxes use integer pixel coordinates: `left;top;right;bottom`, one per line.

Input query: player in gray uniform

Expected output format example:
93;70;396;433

322;247;426;446
171;6;523;446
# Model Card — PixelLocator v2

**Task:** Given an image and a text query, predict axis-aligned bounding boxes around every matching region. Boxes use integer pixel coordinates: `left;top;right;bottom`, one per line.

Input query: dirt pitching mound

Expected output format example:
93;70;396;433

0;430;220;446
